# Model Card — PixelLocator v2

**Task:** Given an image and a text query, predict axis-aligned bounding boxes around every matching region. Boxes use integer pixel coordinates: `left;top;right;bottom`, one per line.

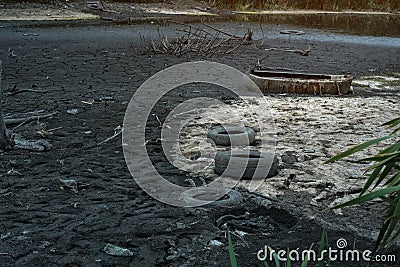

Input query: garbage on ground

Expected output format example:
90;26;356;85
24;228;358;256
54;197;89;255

209;240;224;246
59;179;78;193
103;243;134;257
67;108;79;115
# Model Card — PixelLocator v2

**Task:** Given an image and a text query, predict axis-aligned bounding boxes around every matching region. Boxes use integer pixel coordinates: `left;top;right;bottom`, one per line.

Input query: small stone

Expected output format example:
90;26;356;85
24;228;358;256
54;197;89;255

103;243;134;257
209;240;224;246
67;109;79;115
281;155;297;164
176;222;186;229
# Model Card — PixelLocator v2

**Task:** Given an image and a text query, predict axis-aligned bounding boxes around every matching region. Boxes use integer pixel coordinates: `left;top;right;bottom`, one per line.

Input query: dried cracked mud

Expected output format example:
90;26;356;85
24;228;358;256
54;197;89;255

0;14;399;267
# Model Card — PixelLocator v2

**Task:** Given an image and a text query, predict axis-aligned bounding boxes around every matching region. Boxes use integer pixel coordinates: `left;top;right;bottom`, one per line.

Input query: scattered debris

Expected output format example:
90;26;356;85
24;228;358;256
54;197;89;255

22;33;40;37
280;29;305;35
86;1;119;14
38;241;51;249
0;232;11;239
8;48;16;58
216;212;250;228
59;179;78;193
7;88;47;96
6;168;23;176
265;46;311;56
209;240;224;246
14;134;52;151
100;17;115;21
36;127;62;138
184;178;196;187
66;109;79;115
4;111;58;126
233;230;247;237
103;243;134;257
176;222;186;229
86;125;123;149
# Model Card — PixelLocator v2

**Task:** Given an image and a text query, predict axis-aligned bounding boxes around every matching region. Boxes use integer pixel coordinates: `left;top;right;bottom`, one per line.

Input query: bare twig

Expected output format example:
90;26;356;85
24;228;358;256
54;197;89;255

7;89;48;96
259;22;265;46
201;23;243;39
265;46;311;56
171;20;213;38
4;112;58;126
185;178;197;187
143;22;253;58
86;126;123;149
224;33;248;54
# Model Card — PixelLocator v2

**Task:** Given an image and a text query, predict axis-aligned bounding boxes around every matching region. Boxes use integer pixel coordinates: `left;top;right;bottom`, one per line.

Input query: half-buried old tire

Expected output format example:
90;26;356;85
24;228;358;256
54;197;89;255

215;150;279;180
207;126;256;146
181;188;244;208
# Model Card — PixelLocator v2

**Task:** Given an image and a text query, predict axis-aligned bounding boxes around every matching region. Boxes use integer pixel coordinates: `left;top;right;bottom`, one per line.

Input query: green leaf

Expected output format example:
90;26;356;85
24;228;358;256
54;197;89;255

382;196;400;246
364;154;400;171
325;135;398;163
385;172;400;187
374;219;391;252
386;211;400;221
333;186;400;209
373;163;396;190
380;141;400;154
269;246;281;267
387;227;400;247
300;256;309;267
317;229;326;267
301;243;314;267
361;165;383;194
380;195;396;205
361;151;400;163
286;248;291;267
382;117;400;127
383;118;400;133
227;229;238;267
328;117;400;250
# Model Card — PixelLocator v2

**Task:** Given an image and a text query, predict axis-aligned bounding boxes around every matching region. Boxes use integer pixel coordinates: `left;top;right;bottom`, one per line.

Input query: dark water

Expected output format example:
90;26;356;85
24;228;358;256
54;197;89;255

204;13;400;38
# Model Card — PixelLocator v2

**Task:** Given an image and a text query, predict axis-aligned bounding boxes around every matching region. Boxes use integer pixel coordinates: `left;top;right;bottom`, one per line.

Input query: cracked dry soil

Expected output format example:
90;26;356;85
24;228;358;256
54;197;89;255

0;20;399;266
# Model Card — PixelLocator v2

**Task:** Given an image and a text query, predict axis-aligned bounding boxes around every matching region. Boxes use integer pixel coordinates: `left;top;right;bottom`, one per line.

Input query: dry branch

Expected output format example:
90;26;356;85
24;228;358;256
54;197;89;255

4;112;58;126
142;22;254;58
265;46;311;56
7;89;48;96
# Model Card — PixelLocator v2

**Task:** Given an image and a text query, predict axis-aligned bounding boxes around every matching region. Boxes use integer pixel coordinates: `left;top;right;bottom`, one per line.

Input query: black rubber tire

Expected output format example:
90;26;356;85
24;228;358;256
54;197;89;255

214;150;279;179
181;188;243;208
207;126;256;146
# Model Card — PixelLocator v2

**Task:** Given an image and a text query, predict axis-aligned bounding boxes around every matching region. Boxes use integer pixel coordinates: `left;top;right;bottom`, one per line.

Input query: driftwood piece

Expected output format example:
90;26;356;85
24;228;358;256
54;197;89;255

13;134;51;151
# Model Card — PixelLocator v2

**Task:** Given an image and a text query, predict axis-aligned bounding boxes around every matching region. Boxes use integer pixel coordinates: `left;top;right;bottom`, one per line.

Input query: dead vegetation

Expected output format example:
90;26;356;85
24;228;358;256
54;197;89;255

141;21;255;57
141;21;314;60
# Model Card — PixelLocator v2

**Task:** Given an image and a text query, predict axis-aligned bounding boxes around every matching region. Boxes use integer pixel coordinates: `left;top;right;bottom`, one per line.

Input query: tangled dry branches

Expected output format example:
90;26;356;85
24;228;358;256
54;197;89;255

142;21;254;57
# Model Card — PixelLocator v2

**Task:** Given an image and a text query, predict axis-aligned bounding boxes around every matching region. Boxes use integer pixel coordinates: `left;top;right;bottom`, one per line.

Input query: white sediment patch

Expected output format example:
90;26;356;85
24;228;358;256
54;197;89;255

0;9;99;21
172;77;400;207
352;75;400;90
142;7;216;16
